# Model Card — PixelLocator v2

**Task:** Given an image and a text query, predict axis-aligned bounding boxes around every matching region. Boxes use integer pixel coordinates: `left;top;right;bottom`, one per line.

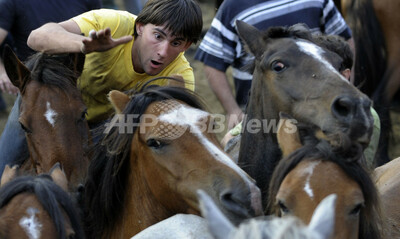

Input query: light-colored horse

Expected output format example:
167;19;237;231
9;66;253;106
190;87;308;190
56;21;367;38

199;190;336;239
375;157;400;238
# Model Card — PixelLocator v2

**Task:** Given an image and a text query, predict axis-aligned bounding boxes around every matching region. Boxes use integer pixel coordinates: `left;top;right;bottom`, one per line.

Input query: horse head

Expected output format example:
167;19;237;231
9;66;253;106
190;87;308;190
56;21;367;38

235;21;374;205
0;163;84;239
266;115;382;239
84;81;262;238
3;46;90;193
198;189;336;239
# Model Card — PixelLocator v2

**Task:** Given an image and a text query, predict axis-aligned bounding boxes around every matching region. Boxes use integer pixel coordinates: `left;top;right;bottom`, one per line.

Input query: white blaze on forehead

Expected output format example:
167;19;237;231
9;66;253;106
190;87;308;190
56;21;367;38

302;161;320;199
44;102;57;127
19;207;42;239
295;40;349;83
159;104;252;183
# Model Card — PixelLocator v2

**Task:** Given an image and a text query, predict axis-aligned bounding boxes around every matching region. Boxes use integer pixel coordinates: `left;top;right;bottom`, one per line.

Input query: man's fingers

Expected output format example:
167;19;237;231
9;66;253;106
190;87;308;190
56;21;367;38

104;28;111;37
89;29;97;39
114;35;133;45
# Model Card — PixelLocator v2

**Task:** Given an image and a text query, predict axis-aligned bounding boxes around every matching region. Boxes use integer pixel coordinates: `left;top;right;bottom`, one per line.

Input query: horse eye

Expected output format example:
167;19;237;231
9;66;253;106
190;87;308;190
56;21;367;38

19;122;32;134
79;109;87;122
349;203;363;215
146;139;164;149
278;200;290;214
271;61;286;72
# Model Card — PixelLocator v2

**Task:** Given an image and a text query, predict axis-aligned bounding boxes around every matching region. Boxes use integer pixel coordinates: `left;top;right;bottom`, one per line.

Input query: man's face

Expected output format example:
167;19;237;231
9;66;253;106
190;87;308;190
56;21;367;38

133;23;192;75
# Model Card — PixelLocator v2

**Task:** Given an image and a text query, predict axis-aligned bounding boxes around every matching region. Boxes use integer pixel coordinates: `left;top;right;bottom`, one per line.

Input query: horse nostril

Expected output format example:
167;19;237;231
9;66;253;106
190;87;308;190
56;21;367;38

332;96;353;119
220;191;250;219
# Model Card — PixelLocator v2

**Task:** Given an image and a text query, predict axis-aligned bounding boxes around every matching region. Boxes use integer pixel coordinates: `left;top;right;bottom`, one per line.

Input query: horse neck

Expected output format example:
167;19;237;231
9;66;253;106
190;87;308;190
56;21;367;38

107;154;174;238
238;72;282;207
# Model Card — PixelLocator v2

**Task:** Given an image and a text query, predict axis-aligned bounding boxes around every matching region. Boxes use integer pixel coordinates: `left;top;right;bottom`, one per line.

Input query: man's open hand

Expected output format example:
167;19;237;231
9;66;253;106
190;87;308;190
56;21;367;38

80;28;133;54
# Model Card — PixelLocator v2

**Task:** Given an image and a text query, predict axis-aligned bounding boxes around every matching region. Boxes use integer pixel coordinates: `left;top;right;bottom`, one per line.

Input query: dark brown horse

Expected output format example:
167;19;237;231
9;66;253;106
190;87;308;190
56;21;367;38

338;0;400;166
3;46;90;192
0;164;84;239
83;82;262;238
267;117;382;239
234;21;374;208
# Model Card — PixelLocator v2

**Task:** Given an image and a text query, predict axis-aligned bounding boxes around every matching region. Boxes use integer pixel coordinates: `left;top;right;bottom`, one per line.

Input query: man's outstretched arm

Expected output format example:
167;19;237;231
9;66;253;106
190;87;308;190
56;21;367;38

27;20;133;54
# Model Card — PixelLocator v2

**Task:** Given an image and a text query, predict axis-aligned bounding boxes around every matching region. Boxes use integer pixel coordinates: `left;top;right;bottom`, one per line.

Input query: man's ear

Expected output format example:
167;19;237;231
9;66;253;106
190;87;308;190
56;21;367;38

135;22;144;36
341;68;351;81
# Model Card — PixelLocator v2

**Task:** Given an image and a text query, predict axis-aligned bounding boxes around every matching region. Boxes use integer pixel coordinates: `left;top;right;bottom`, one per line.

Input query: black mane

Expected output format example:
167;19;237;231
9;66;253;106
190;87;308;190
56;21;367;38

84;79;205;238
0;174;84;238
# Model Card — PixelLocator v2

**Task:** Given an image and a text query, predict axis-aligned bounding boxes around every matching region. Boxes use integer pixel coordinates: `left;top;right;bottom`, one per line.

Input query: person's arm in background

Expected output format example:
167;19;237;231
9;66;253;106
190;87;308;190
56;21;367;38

0;28;18;95
204;65;244;129
346;37;356;84
27;19;133;54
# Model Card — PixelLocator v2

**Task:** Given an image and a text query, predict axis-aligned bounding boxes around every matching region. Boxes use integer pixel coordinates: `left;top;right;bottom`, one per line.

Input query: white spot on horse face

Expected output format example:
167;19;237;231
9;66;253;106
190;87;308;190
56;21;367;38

19;207;42;239
44;102;57;127
296;40;349;83
302;161;321;199
159;103;253;183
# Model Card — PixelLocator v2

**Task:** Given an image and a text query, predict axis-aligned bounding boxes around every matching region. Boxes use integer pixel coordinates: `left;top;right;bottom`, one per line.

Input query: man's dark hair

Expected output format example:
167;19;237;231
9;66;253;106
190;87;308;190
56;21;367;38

134;0;203;44
313;34;354;71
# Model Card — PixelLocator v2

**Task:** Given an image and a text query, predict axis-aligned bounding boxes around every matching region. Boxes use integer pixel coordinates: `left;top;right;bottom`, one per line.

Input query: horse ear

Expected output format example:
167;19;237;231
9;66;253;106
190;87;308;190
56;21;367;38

3;45;31;90
197;190;236;239
277;112;301;157
235;20;266;58
49;162;69;192
0;165;19;187
108;90;130;114
308;194;336;238
167;74;185;88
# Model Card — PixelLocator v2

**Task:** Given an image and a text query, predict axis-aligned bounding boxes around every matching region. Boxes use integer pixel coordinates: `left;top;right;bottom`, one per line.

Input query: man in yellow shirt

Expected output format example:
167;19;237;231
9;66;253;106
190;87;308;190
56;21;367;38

28;0;202;124
0;0;202;175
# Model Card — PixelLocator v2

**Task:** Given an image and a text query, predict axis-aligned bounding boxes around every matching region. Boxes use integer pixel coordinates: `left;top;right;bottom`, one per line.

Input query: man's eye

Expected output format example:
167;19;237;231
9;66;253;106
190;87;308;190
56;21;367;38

172;41;181;47
154;33;161;39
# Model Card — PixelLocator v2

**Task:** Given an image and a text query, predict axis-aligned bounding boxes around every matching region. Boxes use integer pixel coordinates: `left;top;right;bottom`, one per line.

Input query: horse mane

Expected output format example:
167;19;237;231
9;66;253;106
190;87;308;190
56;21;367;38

234;216;317;239
242;23;315;74
267;130;383;239
23;53;80;94
0;174;84;238
347;0;387;98
84;79;206;238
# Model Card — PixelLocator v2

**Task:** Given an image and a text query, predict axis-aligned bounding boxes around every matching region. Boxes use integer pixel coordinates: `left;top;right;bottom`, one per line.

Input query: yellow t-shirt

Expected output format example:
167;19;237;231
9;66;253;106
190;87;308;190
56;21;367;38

72;9;195;123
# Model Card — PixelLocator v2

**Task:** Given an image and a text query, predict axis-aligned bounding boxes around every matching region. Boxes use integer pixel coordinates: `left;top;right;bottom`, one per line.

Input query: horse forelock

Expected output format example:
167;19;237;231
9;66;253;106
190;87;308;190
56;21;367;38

267;137;382;238
0;175;83;239
85;84;206;238
24;53;80;95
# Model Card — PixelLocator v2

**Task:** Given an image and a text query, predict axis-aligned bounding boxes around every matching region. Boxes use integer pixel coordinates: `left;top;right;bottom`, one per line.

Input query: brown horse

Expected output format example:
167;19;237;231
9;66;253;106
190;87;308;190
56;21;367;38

266;117;382;239
0;164;84;238
375;157;400;238
339;0;400;166
3;46;90;192
83;82;263;238
233;21;374;208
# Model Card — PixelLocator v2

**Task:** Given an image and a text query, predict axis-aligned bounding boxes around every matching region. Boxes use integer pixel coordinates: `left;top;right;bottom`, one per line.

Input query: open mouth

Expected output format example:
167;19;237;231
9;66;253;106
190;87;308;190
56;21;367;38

151;60;162;66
